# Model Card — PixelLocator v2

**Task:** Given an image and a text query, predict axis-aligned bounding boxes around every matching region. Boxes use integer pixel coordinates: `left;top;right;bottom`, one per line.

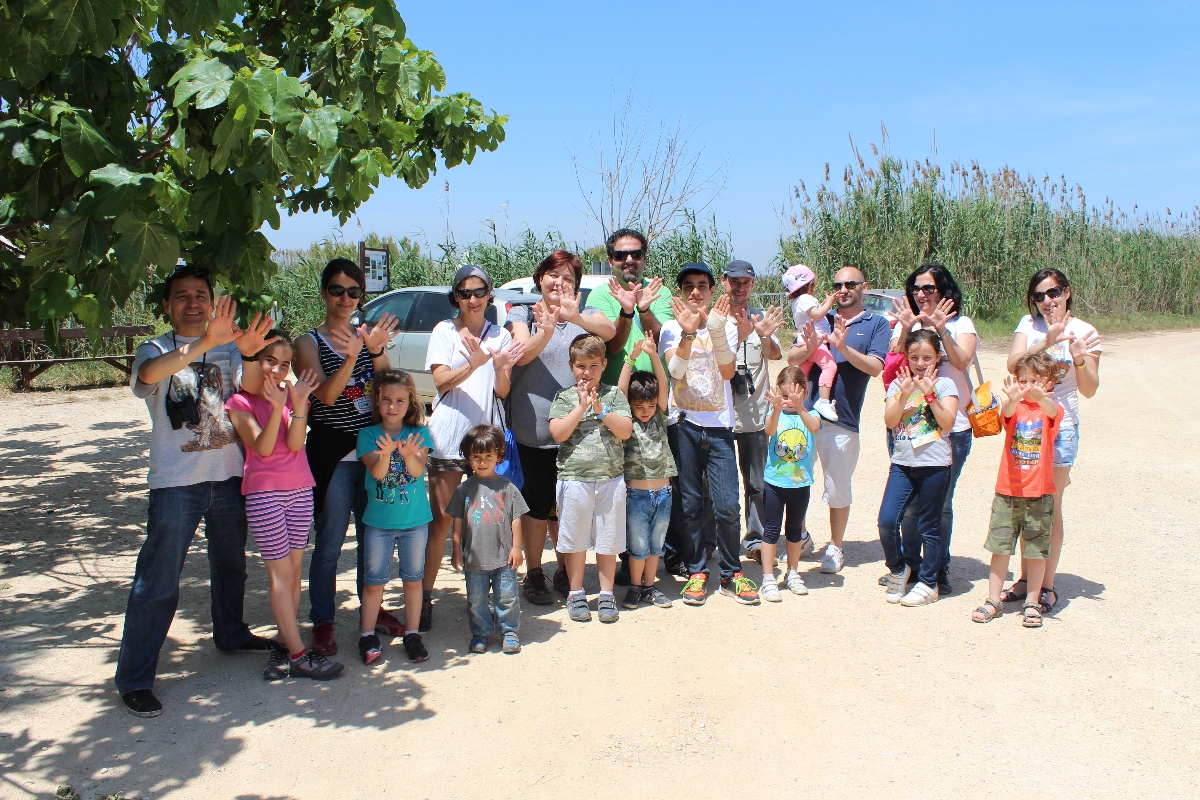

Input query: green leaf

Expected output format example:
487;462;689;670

191;178;244;234
299;107;338;149
45;0;119;55
9;29;54;88
22;163;58;217
113;209;180;275
59;113;119;176
250;185;280;230
169;55;234;110
72;293;99;329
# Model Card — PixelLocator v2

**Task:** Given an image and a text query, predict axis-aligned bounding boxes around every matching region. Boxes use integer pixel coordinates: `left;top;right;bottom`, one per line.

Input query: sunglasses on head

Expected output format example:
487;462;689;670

832;280;862;290
1031;286;1067;303
611;248;644;262
325;284;363;299
913;284;939;295
455;287;490;300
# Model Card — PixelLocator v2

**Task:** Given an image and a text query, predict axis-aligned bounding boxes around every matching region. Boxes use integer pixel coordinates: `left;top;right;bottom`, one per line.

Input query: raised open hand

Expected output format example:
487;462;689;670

489;340;526;372
799;320;821;354
532;301;560;333
374;432;399;456
895;365;917;397
396;432;424;458
558;291;582;322
639;330;658;358
1068;329;1101;362
767;385;784;412
732;307;755;342
637;277;663;312
754;306;784;340
1026;378;1050;403
362;313;400;354
708;294;732;326
608;276;638;314
670;296;703;335
828;314;849;350
263;376;288;411
915;372;937;396
328;323;365;359
236;310;280;356
458;332;490;370
891;297;918;330
1044;304;1072;347
203;295;243;347
922;298;958;334
290;368;319;409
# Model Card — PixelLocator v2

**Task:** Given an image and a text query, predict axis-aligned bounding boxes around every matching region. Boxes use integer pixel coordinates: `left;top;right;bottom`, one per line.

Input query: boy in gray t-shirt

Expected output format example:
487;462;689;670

448;425;529;654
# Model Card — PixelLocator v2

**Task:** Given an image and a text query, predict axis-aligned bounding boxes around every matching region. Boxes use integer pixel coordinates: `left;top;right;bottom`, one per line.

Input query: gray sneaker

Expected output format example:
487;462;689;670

567;595;591;622
502;631;521;654
263;646;290;681
641;586;673;608
761;580;782;603
289;651;344;681
798;530;814;557
878;572;891;587
597;595;620;623
621;585;642;609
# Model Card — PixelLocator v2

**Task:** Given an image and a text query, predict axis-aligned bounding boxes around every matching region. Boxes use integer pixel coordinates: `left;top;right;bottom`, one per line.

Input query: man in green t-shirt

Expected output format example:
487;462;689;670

583;228;675;385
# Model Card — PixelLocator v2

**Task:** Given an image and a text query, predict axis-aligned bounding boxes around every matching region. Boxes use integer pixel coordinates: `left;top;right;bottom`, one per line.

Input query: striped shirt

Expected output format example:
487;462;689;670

306;330;375;433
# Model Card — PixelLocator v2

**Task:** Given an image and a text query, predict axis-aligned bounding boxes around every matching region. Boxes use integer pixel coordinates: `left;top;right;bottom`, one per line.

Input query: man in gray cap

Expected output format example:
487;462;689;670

718;261;788;562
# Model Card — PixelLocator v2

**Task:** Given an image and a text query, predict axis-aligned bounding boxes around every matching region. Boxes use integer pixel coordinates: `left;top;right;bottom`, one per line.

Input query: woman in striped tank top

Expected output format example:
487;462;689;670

292;258;401;657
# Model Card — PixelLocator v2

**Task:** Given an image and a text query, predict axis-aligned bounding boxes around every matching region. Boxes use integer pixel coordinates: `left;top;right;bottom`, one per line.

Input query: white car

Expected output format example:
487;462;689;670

353;287;537;409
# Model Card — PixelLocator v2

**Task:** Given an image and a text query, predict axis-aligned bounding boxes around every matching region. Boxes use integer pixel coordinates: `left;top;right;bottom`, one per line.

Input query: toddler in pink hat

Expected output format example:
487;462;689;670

782;264;839;422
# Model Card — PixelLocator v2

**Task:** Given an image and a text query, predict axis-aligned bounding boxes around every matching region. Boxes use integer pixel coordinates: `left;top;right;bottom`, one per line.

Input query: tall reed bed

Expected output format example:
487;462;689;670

777;139;1200;319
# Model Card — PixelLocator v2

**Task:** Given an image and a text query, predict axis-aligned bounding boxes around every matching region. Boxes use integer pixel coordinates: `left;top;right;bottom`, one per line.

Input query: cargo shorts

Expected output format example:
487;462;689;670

984;493;1054;559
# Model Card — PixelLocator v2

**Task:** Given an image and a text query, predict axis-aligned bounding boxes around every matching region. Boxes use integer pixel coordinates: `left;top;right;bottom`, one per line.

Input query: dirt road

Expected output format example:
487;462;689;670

1;330;1197;799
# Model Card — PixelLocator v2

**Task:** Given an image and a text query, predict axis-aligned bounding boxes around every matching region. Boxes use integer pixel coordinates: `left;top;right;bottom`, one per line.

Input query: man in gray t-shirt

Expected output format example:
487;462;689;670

115;267;278;718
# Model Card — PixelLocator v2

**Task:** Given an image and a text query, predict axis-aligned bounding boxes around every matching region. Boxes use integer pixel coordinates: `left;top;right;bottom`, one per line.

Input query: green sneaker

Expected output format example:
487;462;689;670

719;572;760;605
681;573;708;606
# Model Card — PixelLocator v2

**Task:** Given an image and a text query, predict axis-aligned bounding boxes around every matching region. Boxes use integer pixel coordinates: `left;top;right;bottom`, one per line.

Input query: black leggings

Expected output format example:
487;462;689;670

762;483;811;545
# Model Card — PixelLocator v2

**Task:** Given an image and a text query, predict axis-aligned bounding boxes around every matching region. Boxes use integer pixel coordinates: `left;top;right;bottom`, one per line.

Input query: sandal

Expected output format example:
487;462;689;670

1022;602;1043;628
971;599;1003;623
999;579;1027;604
1038;587;1058;615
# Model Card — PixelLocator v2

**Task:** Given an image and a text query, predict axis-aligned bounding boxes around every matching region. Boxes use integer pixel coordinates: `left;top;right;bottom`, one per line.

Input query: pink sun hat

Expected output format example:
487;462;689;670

782;264;816;295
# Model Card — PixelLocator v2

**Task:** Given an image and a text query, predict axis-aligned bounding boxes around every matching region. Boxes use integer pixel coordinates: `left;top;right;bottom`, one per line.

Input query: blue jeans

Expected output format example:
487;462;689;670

465;566;520;638
900;429;973;585
308;460;367;624
662;424;714;569
114;477;251;694
674;421;742;580
626;486;672;560
362;524;428;584
878;464;952;587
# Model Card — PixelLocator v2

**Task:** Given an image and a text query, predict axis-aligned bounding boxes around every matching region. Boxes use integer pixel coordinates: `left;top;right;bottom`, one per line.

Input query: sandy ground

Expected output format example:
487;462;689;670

0;330;1198;800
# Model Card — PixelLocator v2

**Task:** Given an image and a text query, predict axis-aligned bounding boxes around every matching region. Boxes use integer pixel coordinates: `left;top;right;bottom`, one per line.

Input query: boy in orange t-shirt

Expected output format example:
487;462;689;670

972;353;1062;628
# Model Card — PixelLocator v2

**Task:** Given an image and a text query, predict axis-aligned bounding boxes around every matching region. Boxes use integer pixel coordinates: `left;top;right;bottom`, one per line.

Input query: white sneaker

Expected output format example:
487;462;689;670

761;579;782;603
813;398;839;422
820;544;844;574
900;582;939;607
785;570;808;595
884;565;911;603
798;529;814;557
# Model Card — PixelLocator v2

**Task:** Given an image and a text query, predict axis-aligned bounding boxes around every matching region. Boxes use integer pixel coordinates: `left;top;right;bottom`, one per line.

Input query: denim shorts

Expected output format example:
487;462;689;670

626;486;672;560
362;524;429;585
1053;423;1079;468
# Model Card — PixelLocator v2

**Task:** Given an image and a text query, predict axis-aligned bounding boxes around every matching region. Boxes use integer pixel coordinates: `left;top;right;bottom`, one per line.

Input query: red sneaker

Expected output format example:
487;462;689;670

374;609;405;637
681;573;708;606
310;622;337;656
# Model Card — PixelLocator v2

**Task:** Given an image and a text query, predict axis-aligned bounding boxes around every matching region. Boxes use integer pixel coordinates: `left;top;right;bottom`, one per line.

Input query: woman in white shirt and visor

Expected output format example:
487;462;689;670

889;263;978;596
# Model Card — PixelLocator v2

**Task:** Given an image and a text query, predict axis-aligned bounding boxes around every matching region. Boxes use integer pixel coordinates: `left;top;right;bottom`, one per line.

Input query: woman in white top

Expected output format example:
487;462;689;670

1002;267;1101;613
889;263;977;595
421;264;525;631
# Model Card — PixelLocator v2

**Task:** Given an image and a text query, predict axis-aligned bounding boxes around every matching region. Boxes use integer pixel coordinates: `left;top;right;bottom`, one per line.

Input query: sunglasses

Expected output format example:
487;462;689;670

832;280;863;290
455;287;490;300
325;284;364;299
913;284;939;295
1031;286;1067;303
611;248;644;262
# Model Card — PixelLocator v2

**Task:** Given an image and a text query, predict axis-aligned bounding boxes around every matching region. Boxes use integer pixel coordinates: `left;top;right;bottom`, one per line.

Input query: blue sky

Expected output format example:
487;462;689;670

269;1;1200;271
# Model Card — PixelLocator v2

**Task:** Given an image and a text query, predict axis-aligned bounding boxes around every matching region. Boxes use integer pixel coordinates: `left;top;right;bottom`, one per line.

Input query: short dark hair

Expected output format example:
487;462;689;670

533;250;584;293
1026;268;1073;317
161;265;213;302
605;228;648;257
321;258;366;310
904;263;964;316
459;424;506;461
904;327;943;354
626;370;659;404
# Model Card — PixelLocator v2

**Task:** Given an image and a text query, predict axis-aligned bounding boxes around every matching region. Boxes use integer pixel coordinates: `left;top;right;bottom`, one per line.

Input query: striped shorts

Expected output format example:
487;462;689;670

245;488;314;561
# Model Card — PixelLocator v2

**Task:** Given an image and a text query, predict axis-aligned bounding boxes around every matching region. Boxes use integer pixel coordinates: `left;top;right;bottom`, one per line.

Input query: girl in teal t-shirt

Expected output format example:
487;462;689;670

759;366;821;601
355;370;434;666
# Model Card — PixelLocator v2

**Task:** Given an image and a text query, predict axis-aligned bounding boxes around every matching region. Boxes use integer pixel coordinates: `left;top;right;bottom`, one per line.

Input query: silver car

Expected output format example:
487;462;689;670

354;287;537;409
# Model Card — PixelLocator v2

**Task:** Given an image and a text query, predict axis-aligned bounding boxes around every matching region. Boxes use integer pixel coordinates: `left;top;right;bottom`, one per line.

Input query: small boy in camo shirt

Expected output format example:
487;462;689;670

548;334;633;624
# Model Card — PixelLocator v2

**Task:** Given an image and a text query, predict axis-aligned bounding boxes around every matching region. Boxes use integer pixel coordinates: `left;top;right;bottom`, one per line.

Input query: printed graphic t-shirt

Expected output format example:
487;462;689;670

132;333;245;490
1014;314;1102;427
764;412;817;489
356;424;434;529
995;400;1062;498
659;318;739;429
548;384;632;482
224;392;316;494
886;376;959;467
446;475;530;571
889;315;978;433
624;409;678;481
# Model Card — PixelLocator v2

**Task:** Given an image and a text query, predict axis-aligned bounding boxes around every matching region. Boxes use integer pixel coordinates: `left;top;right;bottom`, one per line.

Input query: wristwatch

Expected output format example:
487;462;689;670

681;332;697;340
598;404;611;420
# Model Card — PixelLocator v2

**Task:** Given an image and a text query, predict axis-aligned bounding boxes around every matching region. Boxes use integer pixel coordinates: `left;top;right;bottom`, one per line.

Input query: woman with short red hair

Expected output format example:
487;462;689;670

505;250;616;604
